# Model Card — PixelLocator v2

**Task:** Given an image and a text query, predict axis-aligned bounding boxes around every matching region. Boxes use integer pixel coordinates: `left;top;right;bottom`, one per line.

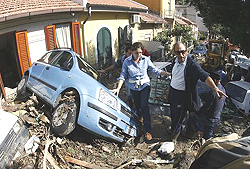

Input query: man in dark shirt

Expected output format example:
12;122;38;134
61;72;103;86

186;71;226;139
167;42;227;143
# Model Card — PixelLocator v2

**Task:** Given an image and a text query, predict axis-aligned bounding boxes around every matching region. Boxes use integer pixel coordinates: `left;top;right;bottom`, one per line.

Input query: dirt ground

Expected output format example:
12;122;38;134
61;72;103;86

2;73;250;169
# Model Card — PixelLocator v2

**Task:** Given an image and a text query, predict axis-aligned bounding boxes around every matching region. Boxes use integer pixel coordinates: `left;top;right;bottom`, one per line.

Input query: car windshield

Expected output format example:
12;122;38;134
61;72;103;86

225;83;247;103
76;55;98;80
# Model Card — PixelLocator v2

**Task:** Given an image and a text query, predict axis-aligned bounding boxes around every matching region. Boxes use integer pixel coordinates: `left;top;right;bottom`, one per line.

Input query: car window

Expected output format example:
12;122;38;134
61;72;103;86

52;51;73;70
76;55;98;79
38;51;62;64
225;83;247;103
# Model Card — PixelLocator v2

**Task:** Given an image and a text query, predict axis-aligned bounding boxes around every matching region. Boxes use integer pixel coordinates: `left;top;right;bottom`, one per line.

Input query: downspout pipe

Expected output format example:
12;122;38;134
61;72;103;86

83;6;91;24
82;6;91;60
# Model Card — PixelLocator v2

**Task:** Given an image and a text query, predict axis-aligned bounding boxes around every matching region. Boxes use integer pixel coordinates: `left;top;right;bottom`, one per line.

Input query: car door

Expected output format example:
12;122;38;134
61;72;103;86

37;51;73;102
28;51;62;93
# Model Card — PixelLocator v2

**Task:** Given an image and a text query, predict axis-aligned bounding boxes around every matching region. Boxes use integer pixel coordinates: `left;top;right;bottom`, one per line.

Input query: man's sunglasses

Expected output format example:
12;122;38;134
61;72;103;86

175;50;187;54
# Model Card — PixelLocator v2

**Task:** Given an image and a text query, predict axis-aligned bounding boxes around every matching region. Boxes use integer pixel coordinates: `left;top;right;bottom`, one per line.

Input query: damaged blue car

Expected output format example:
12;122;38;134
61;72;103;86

16;49;139;142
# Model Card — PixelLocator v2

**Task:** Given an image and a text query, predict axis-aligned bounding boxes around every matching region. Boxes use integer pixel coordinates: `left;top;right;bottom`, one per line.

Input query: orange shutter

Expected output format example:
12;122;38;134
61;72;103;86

15;31;31;76
0;72;6;100
44;25;57;51
71;22;82;55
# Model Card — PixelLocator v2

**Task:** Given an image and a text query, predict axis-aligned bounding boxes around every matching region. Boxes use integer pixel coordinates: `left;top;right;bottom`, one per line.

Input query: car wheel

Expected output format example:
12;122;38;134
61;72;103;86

16;75;28;99
51;94;78;136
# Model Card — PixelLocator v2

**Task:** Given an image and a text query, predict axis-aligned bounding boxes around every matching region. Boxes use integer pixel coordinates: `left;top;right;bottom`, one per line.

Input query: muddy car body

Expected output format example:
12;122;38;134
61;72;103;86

0;110;29;168
17;49;139;142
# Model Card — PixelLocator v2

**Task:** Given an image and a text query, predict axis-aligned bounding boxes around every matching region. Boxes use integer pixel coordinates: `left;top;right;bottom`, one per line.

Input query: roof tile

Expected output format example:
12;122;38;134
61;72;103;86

87;0;147;10
0;0;83;18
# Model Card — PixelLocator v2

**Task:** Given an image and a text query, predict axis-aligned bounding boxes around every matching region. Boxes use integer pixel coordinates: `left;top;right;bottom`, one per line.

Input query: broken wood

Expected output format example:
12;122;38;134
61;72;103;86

116;160;135;169
64;155;108;169
41;148;61;169
116;158;174;169
20;114;39;125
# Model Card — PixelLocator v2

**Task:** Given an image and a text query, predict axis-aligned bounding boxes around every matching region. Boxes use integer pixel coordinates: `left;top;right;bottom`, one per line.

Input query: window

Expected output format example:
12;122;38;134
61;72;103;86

39;51;73;70
226;83;247;103
52;51;73;70
39;51;62;64
77;55;98;79
97;27;112;69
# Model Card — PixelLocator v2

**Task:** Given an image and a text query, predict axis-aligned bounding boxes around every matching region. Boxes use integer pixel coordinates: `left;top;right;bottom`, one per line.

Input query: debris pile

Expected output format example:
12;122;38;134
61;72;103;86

1;87;250;169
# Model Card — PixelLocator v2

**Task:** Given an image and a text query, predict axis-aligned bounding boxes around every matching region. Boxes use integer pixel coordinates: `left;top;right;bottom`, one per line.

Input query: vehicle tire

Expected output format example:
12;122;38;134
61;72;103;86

51;95;78;136
16;75;28;99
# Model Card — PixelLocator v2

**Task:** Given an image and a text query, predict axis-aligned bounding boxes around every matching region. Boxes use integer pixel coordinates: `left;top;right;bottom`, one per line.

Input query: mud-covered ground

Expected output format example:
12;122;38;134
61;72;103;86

2;72;250;169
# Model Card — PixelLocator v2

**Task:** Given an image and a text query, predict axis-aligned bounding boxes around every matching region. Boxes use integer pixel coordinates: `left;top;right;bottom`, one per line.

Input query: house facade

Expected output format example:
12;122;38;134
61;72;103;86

79;0;147;68
0;0;86;99
0;0;149;99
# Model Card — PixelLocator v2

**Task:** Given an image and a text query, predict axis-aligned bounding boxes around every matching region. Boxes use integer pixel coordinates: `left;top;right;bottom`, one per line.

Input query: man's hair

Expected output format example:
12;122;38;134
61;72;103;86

132;42;144;51
125;44;132;53
173;42;186;51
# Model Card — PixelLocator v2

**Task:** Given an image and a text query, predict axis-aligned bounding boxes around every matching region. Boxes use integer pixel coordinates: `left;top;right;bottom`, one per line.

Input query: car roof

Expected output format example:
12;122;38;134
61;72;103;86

153;61;171;69
227;81;250;90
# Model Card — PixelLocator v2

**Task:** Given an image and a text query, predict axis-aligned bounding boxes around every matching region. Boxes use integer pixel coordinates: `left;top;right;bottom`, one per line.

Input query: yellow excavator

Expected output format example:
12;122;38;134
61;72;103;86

202;39;230;72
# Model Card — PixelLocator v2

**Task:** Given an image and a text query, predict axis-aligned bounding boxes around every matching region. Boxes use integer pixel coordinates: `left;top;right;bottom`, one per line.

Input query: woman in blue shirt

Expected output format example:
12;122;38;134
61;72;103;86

112;42;169;141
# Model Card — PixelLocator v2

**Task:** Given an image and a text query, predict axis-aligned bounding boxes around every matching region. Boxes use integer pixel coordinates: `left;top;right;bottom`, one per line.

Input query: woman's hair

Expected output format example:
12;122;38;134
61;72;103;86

132;42;144;51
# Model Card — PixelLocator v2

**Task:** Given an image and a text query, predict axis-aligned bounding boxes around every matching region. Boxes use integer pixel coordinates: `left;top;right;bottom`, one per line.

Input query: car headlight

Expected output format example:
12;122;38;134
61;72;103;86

99;89;119;110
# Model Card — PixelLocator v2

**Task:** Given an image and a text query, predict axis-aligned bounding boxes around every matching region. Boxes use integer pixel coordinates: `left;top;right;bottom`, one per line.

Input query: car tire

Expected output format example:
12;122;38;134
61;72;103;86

16;75;28;99
51;95;78;136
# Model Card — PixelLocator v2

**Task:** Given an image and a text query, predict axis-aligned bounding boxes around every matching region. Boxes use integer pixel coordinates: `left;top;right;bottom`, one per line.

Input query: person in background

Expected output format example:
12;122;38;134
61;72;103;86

186;71;226;140
166;42;227;143
231;65;242;81
98;45;134;108
111;42;170;141
215;66;226;86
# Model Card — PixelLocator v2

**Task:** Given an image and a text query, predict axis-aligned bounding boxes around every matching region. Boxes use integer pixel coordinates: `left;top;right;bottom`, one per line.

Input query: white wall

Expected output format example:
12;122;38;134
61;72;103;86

0;13;76;63
27;29;46;63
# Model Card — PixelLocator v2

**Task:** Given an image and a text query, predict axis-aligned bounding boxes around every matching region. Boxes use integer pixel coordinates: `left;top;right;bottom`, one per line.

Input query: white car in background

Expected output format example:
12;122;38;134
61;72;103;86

225;81;250;116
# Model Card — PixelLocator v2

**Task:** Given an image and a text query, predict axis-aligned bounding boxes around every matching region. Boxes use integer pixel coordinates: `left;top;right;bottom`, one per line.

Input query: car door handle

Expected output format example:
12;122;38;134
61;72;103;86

46;66;50;70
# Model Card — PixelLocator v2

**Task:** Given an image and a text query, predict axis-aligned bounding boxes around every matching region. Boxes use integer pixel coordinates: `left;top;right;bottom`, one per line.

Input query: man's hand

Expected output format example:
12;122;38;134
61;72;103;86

214;87;228;99
110;88;120;96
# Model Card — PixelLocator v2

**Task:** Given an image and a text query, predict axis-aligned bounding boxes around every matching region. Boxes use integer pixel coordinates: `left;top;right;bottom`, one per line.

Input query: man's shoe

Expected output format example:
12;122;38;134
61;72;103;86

145;132;152;141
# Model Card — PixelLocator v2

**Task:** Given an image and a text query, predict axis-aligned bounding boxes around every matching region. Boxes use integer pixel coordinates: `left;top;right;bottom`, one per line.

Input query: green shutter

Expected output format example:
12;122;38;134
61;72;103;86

97;27;112;69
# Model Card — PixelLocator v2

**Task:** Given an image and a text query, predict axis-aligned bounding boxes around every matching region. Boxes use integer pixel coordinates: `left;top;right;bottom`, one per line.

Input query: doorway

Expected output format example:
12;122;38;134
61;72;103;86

0;32;22;89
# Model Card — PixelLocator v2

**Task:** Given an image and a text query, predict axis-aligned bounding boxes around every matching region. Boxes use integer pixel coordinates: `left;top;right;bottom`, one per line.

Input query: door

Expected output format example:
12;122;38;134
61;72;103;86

28;51;62;94
38;51;73;102
97;27;112;69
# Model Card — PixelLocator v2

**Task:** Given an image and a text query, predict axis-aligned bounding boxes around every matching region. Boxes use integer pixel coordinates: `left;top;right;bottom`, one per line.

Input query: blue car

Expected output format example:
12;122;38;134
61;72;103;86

192;45;207;56
16;49;139;142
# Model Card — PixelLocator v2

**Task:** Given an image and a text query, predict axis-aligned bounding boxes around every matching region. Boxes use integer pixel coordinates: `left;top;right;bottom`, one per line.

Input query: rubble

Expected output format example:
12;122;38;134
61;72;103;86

0;86;249;169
